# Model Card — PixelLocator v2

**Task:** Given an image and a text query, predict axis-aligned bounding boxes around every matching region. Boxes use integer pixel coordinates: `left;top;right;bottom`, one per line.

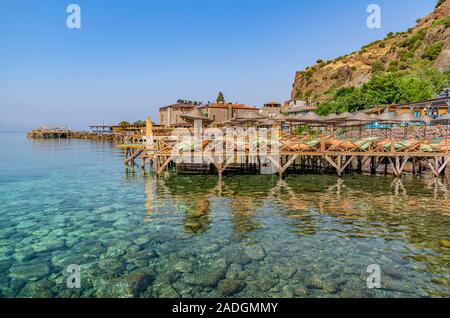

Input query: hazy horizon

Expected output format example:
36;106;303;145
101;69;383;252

0;0;435;130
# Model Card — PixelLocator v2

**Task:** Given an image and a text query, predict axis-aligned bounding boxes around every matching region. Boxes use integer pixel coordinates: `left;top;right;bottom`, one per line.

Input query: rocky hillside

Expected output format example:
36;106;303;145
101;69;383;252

291;0;450;100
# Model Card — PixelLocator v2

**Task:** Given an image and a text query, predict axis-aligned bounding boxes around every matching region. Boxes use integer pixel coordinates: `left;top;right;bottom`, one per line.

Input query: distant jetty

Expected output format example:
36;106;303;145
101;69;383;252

27;127;129;142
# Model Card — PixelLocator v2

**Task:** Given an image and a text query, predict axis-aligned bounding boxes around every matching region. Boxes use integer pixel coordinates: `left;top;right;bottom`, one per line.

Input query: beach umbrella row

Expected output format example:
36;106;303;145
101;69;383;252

217;109;450;141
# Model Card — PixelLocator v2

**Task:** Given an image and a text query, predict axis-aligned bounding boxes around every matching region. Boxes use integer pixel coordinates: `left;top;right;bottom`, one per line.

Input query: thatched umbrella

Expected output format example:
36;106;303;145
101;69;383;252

322;113;340;133
145;116;153;148
299;112;323;123
350;112;376;122
258;119;280;128
323;113;339;122
334;112;355;137
419;115;433;139
336;112;353;121
398;113;421;138
228;111;265;128
272;113;287;123
283;114;304;133
346;112;376;137
296;112;325;135
432;114;450;146
377;112;400;138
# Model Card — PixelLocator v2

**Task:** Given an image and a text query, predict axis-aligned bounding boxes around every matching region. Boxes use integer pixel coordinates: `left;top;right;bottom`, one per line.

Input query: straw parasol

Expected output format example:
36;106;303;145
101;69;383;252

345;112;376;137
322;113;339;122
236;111;265;122
299;111;323;123
258;119;280;128
419;115;433;139
272;113;287;122
336;112;353;121
225;111;265;128
376;112;400;138
398;113;421;138
432;113;450;144
350;112;376;123
322;113;340;133
146;116;153;148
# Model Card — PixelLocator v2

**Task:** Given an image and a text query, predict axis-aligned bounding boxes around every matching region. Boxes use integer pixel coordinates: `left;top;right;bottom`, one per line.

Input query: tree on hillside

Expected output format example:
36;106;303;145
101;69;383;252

436;0;445;8
216;92;225;103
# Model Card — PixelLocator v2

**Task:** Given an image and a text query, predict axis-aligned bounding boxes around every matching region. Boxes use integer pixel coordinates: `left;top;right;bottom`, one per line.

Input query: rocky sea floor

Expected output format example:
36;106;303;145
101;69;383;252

0;133;449;298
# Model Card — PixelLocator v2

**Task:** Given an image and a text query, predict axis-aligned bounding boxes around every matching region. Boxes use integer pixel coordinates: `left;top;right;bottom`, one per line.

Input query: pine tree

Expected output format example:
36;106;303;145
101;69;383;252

216;92;225;103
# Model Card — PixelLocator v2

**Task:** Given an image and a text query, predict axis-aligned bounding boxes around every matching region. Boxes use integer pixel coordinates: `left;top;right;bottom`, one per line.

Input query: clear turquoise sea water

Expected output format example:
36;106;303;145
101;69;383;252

0;132;449;298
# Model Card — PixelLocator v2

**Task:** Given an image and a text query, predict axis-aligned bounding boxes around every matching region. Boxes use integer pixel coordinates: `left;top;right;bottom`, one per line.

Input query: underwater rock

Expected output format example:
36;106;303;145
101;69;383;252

151;225;177;242
382;265;403;280
95;271;154;298
158;270;181;284
21;279;55;298
13;247;36;262
279;285;295;298
256;276;279;292
51;253;95;269
438;240;450;248
223;246;251;265
382;280;416;295
218;278;245;296
0;260;12;273
244;244;266;261
174;248;197;259
123;249;158;266
431;277;450;286
158;285;179;298
172;281;193;296
9;262;50;281
98;256;126;276
105;241;132;258
293;285;309;297
8;278;27;295
183;259;227;288
305;275;324;290
157;242;182;254
225;264;243;280
173;260;195;273
0;227;16;239
274;265;297;280
201;243;220;253
386;253;407;265
134;235;152;246
31;228;51;237
0;245;14;262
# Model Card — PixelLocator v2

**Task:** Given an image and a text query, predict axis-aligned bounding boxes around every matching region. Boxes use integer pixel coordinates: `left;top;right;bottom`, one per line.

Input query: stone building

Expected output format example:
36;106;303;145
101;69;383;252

261;102;282;118
159;101;260;127
282;99;318;114
159;100;201;127
199;102;260;125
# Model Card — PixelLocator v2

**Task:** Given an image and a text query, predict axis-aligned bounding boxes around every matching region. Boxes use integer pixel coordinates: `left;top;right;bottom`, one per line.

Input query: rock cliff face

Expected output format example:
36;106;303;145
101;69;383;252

291;0;450;100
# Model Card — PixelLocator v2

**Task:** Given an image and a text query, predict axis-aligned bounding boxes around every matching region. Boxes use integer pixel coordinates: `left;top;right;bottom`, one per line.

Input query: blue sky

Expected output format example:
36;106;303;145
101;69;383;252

0;0;436;130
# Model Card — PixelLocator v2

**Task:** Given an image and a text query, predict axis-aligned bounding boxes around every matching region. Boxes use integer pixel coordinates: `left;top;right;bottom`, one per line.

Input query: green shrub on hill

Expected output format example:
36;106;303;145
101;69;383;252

422;42;444;60
316;70;442;115
371;60;385;74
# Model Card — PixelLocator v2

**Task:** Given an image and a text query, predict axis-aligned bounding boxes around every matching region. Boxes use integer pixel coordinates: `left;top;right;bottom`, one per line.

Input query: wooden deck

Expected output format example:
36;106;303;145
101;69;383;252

117;136;450;177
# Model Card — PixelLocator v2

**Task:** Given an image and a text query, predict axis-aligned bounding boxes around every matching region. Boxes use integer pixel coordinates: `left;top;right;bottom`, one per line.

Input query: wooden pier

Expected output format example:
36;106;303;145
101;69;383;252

117;135;450;178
